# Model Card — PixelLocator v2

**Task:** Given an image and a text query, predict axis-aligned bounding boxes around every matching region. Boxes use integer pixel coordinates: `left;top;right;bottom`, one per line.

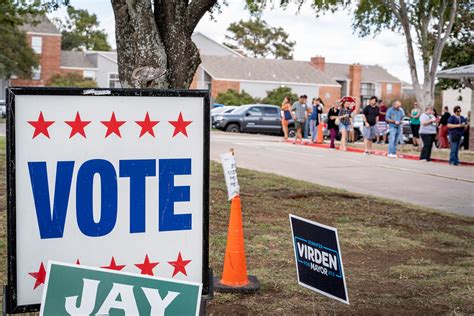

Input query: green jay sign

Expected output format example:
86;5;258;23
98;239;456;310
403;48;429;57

40;262;202;315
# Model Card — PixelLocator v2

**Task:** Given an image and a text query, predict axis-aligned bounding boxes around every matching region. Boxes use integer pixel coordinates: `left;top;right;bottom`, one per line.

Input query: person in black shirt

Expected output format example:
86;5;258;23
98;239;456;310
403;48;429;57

362;96;380;154
327;103;340;149
438;106;451;148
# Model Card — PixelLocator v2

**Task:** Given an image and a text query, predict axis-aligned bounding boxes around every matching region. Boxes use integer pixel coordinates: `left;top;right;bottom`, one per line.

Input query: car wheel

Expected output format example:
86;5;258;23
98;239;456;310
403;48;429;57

288;127;296;138
225;124;240;133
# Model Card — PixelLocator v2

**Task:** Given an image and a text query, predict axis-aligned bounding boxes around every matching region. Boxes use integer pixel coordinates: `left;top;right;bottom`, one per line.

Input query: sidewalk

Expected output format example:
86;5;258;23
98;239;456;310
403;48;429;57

287;139;474;166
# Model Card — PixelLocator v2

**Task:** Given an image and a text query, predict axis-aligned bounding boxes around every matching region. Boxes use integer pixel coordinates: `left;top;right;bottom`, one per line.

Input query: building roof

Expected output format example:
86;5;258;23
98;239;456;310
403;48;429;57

437;64;474;79
325;63;401;83
20;15;60;35
61;51;96;69
200;55;339;86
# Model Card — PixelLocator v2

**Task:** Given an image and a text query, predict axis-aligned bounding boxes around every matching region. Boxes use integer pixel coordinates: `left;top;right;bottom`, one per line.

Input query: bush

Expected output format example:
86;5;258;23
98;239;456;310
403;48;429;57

262;86;298;106
215;89;255;106
46;73;98;88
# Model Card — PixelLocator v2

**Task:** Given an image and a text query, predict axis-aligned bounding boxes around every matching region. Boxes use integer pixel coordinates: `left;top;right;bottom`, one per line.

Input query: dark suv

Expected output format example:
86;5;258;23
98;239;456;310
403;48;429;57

213;104;295;137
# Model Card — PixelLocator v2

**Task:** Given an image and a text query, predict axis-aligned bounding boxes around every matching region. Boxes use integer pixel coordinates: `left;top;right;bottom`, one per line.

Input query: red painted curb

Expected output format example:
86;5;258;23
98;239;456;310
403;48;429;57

286;140;474;166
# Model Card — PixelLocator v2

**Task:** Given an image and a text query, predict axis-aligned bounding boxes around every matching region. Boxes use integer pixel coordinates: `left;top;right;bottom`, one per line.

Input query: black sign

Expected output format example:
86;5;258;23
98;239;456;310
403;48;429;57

289;214;349;304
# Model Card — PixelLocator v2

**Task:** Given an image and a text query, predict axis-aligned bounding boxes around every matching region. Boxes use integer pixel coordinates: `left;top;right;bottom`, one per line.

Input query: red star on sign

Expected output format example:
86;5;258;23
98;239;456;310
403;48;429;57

169;112;192;137
101;112;126;138
28;112;55;139
101;257;126;271
65;112;91;138
29;262;46;289
135;112;159;137
135;254;159;276
168;252;191;277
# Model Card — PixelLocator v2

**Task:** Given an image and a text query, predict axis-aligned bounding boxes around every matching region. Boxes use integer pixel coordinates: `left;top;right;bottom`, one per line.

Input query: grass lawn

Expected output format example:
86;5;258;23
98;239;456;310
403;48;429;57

0;136;473;314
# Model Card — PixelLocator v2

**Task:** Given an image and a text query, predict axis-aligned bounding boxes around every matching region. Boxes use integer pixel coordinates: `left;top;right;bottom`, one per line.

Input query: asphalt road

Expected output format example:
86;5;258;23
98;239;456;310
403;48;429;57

211;132;474;217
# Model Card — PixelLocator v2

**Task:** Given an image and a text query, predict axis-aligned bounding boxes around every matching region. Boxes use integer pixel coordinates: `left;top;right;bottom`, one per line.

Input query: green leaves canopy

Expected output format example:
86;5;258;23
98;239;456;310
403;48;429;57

57;6;111;51
224;17;295;59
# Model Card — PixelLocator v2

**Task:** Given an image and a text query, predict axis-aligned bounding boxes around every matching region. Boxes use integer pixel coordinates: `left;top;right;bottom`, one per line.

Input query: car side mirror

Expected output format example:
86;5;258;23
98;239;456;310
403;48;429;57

245;112;251;117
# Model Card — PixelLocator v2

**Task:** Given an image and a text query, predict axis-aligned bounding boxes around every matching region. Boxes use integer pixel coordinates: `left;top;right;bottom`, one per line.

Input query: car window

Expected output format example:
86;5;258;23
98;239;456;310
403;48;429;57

263;107;279;117
224;108;236;113
232;106;249;114
247;107;263;117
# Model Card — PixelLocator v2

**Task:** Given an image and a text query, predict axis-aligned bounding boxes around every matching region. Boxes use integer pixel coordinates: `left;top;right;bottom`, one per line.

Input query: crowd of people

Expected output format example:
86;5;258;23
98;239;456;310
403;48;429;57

281;95;471;166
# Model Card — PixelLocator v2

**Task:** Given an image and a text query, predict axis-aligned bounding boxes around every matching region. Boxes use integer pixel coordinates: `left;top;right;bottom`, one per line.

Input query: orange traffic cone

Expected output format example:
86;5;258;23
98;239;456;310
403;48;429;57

214;196;260;293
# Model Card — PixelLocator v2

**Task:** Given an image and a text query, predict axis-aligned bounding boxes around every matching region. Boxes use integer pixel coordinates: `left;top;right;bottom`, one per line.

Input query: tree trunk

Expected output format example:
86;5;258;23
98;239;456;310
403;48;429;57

111;0;217;89
389;0;457;109
111;0;168;88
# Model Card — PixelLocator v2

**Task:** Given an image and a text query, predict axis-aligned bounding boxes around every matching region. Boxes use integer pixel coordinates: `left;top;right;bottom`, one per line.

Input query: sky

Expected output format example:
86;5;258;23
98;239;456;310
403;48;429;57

48;0;424;84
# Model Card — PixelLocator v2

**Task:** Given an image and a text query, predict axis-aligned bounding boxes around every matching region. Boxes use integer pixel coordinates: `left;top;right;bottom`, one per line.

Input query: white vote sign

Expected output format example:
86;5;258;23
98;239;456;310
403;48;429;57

220;152;240;200
6;88;210;313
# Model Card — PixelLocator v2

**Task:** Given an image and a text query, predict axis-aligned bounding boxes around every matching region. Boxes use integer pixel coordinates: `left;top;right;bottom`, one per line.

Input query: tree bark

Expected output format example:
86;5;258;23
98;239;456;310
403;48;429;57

111;0;168;88
111;0;216;89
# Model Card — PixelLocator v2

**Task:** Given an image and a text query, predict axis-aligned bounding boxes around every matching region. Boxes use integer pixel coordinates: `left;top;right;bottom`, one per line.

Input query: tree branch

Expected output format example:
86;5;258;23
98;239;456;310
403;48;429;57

186;0;217;35
389;0;420;88
430;0;457;78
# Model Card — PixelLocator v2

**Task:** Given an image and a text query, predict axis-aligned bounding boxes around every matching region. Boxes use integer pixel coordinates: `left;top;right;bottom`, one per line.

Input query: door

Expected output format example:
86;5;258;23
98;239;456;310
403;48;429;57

243;106;264;131
262;106;282;132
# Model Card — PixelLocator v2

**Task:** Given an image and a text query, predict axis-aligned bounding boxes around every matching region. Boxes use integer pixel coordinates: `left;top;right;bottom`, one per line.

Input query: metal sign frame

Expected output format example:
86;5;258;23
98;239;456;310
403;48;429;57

5;87;211;314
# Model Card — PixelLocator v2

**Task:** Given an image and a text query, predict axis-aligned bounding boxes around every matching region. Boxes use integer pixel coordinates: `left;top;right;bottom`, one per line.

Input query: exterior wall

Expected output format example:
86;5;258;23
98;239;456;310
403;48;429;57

349;64;362;107
442;87;472;115
11;34;61;87
211;79;240;98
239;82;319;102
189;70;199;89
318;85;342;112
0;79;8;100
91;54;119;88
380;82;402;103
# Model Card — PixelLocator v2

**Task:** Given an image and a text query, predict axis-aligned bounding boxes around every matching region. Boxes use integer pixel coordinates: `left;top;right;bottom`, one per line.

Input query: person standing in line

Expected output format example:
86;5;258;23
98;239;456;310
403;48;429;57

462;110;470;150
398;106;406;145
362;96;380;154
281;96;292;141
327;103;340;149
410;102;421;148
302;95;311;144
291;95;308;145
310;97;324;143
447;106;468;166
376;100;388;144
386;100;404;158
419;106;438;161
338;100;352;151
438;106;451;148
348;103;357;143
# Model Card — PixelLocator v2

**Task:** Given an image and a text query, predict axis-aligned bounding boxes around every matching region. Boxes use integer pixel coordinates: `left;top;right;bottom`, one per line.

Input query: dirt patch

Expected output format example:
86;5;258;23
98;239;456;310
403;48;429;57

208;162;474;314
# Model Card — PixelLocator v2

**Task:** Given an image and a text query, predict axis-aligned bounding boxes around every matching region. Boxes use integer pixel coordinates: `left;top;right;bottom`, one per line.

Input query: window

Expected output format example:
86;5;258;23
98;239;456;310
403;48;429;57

263;107;279;117
387;83;393;94
247;107;262;116
32;66;41;80
361;83;375;96
31;36;42;54
109;73;120;88
83;70;95;80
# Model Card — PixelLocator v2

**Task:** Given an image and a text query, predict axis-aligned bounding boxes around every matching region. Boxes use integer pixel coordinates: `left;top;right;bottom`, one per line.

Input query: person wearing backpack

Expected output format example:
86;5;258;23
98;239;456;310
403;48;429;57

447;106;468;166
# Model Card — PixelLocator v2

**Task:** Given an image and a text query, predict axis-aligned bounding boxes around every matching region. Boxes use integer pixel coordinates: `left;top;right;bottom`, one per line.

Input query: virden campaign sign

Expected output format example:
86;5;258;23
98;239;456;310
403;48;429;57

40;261;202;316
289;214;349;305
5;88;210;313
